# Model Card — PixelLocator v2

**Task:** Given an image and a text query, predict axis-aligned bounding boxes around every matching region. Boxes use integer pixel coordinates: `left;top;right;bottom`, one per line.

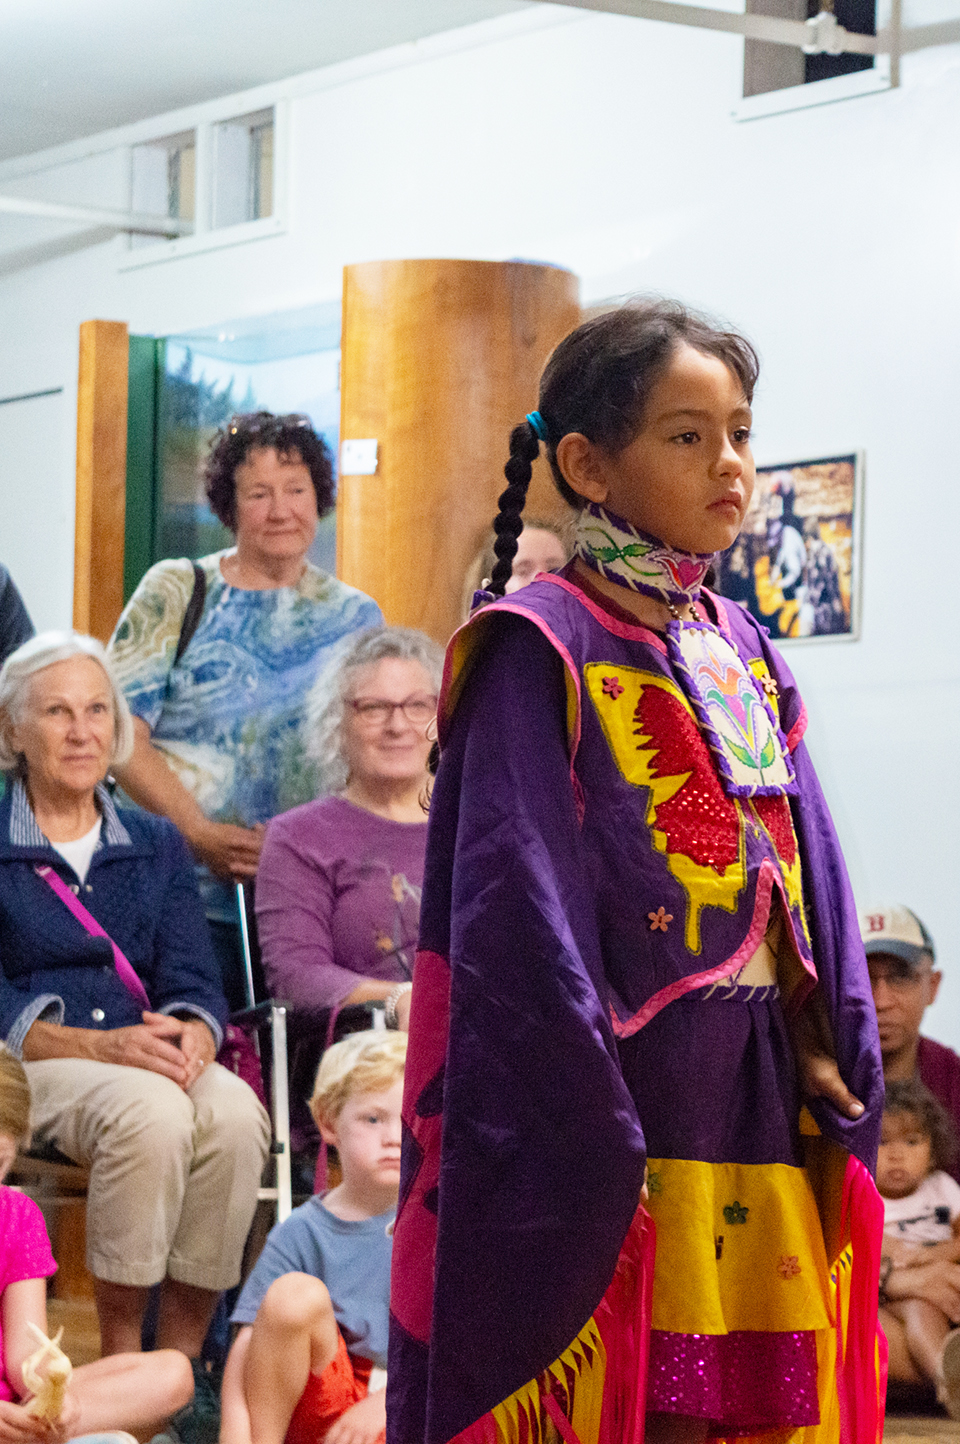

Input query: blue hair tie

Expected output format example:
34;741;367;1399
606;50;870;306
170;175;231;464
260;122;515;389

526;411;549;443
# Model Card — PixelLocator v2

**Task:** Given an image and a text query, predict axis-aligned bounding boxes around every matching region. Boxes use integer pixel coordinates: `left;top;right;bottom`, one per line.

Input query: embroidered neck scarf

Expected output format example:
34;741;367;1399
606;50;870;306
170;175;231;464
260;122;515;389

572;503;795;798
574;501;715;608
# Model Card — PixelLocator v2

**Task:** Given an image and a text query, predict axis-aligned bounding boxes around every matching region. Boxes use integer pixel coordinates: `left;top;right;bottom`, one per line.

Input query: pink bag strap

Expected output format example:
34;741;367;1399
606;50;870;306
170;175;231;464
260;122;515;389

35;864;152;1012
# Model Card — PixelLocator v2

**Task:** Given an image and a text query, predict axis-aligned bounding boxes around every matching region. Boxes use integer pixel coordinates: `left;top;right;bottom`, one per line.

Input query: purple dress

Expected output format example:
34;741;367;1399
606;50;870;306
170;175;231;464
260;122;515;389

257;796;426;1013
257;796;426;1144
388;570;884;1444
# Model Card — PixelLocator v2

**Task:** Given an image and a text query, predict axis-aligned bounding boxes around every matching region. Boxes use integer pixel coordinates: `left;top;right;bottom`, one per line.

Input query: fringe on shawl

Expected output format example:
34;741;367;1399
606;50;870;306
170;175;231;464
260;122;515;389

449;1208;654;1444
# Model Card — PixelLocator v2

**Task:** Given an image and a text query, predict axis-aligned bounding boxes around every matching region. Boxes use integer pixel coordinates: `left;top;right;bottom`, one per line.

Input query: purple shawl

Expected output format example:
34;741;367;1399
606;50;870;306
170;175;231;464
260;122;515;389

388;574;882;1444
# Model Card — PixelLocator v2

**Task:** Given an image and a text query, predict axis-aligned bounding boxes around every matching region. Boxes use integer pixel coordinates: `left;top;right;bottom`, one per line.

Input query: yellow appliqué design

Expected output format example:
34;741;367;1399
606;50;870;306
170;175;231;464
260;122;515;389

584;664;746;952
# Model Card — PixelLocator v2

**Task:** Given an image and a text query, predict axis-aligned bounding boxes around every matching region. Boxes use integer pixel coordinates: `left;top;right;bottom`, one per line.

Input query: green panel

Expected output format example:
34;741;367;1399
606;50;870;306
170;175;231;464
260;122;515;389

154;340;233;563
124;335;162;600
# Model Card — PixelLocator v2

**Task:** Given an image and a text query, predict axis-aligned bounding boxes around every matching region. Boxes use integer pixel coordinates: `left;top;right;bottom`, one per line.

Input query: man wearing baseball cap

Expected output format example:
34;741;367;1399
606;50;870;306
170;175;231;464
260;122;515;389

862;904;960;1398
860;904;960;1181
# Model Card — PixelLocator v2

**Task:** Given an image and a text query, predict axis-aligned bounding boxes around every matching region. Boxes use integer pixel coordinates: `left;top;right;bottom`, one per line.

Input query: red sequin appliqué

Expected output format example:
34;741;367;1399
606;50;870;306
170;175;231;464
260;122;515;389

634;686;739;873
753;794;797;866
602;676;625;700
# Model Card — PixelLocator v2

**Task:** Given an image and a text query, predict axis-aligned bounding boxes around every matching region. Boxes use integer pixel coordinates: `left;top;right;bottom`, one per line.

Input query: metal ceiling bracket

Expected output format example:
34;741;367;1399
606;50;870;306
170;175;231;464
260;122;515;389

0;193;192;237
534;0;960;59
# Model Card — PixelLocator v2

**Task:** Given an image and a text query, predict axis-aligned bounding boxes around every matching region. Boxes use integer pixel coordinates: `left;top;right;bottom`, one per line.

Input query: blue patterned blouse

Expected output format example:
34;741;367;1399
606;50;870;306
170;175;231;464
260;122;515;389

109;551;382;827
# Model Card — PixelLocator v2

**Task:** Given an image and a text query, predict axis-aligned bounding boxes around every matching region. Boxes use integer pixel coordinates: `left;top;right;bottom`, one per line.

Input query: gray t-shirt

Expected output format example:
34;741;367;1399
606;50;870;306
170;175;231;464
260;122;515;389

231;1195;394;1369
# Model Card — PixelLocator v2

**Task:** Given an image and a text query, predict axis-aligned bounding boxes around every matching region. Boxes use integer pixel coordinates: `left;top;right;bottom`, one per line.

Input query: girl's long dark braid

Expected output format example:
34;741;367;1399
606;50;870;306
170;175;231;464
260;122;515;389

487;422;541;598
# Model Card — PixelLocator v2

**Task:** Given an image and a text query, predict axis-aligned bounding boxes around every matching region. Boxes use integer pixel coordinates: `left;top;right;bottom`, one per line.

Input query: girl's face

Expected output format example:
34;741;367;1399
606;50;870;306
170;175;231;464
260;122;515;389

559;343;755;555
877;1110;933;1199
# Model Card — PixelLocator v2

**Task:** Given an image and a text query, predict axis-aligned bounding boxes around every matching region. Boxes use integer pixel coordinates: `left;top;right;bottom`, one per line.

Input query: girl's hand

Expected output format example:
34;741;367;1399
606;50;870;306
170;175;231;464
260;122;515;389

0;1401;56;1443
788;988;864;1119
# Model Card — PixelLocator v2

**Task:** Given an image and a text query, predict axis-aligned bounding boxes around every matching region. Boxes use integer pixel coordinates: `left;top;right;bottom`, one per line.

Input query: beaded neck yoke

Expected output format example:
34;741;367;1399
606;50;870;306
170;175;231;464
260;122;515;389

573;502;715;609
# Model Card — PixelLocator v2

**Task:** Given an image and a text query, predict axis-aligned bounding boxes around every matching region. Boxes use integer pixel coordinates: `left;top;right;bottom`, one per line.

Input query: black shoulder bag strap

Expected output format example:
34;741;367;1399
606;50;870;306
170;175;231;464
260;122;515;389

174;562;206;666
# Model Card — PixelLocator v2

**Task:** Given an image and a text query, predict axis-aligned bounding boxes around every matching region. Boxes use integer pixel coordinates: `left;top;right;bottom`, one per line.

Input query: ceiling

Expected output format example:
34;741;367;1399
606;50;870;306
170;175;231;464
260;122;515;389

0;0;532;164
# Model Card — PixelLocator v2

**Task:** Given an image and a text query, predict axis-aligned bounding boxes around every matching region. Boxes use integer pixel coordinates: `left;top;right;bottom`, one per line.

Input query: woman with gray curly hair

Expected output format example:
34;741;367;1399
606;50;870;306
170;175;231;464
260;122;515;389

0;632;268;1364
254;627;441;1142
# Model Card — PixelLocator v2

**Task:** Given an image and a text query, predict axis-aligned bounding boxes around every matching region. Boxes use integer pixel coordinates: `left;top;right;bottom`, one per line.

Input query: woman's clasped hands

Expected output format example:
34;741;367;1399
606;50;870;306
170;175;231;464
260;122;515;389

93;1012;216;1090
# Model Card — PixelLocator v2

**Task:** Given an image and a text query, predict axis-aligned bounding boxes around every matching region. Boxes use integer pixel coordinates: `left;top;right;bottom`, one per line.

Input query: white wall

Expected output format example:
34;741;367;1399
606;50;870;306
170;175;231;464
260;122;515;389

0;391;73;630
0;6;957;1040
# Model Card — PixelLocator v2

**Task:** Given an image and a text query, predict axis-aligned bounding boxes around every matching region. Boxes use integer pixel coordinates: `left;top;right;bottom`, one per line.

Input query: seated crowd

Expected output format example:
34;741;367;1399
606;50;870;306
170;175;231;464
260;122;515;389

0;409;955;1440
0;410;488;1443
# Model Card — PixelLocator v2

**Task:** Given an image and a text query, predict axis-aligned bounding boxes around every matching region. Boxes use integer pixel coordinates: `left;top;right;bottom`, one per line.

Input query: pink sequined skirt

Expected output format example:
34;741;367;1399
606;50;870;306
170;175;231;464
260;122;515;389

647;1329;819;1435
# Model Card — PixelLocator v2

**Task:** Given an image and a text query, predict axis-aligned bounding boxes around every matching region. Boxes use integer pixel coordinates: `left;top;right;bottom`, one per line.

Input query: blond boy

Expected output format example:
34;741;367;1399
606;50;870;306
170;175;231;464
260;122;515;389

220;1030;405;1444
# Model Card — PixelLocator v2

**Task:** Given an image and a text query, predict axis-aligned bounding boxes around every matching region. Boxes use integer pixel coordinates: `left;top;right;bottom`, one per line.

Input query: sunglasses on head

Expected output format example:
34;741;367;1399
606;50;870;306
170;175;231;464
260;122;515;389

227;412;313;439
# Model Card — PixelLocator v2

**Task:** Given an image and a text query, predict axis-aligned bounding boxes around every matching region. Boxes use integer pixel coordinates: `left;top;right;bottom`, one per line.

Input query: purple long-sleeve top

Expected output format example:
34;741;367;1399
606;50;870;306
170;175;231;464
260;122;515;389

255;796;427;1015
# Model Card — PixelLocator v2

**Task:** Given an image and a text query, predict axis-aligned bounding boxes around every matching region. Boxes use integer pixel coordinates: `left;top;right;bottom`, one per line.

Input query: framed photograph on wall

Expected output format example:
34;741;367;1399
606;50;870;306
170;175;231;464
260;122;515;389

714;452;863;642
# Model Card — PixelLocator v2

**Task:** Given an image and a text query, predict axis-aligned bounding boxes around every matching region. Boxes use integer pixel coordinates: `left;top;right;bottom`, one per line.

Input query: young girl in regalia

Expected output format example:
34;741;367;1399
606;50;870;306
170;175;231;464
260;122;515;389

388;301;886;1444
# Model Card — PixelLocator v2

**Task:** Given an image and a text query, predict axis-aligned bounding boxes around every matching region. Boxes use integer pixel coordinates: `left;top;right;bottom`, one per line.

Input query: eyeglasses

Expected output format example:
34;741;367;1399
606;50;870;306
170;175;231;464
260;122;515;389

349;695;437;728
868;963;932;992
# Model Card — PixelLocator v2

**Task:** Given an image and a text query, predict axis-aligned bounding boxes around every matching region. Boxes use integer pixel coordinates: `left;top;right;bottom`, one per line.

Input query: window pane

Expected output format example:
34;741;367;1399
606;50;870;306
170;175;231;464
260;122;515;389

131;130;195;246
250;122;274;220
213;109;274;228
168;141;196;222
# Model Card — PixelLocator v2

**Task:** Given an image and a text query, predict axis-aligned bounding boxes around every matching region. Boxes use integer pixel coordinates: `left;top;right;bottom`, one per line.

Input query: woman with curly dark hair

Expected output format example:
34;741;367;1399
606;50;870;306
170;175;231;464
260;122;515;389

108;412;381;923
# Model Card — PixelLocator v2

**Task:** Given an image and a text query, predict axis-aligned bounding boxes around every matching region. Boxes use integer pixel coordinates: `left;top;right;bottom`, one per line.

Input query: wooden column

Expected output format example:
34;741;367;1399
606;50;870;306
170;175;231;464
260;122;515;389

338;260;580;644
74;320;129;642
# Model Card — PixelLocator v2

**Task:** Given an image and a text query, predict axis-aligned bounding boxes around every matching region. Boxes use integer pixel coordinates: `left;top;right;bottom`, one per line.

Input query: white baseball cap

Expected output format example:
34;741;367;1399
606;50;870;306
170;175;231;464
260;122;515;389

859;904;936;969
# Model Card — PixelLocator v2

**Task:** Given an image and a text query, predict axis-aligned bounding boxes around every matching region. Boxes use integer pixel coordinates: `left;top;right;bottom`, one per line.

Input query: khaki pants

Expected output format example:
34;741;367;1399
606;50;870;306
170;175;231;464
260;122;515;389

25;1057;270;1290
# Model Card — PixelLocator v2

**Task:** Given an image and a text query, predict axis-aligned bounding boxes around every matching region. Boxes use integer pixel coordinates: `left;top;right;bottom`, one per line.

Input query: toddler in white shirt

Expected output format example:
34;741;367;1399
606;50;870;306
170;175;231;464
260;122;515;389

878;1077;960;1416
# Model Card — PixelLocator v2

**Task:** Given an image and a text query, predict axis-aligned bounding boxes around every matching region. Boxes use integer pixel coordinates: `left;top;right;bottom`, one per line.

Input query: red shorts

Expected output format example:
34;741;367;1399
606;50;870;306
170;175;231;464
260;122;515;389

285;1333;378;1444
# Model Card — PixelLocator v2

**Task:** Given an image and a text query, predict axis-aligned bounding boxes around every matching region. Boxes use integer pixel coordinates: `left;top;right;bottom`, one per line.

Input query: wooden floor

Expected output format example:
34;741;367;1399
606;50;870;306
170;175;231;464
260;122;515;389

47;1297;101;1368
885;1421;959;1440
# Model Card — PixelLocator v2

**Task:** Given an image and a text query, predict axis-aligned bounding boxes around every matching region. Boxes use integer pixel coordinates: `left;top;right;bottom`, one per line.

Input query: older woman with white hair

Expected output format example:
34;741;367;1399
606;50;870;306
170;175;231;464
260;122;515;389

255;626;442;1146
0;632;269;1363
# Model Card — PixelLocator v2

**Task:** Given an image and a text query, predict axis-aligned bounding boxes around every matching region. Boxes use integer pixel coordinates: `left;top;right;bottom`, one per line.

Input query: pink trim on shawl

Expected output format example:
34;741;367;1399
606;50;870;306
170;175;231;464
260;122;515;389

540;573;669;653
439;600;584;794
437;626;462;736
836;1156;888;1443
609;860;817;1039
786;703;808;752
391;948;452;1346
